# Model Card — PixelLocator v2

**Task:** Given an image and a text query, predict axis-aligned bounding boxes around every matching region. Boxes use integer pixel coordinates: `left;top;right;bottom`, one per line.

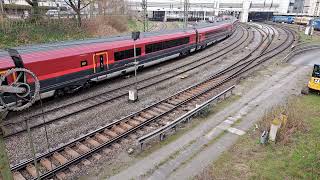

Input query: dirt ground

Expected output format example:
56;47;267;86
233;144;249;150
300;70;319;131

107;51;319;179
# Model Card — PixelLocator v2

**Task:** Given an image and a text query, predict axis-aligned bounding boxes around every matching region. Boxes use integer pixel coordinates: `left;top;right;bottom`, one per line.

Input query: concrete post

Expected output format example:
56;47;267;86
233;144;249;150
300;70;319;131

241;0;250;22
214;0;219;16
163;11;167;22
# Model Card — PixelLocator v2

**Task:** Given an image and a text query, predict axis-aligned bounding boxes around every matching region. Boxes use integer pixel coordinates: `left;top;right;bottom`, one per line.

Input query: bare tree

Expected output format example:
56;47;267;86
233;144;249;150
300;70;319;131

97;0;127;15
64;0;91;26
25;0;40;20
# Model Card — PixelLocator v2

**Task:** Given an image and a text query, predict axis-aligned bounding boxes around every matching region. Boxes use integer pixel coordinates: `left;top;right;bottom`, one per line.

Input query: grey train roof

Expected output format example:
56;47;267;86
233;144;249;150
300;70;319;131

0;20;234;58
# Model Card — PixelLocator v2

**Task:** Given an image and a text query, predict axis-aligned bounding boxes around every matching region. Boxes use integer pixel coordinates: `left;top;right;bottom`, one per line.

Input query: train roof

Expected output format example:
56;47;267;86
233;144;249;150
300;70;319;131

0;20;234;64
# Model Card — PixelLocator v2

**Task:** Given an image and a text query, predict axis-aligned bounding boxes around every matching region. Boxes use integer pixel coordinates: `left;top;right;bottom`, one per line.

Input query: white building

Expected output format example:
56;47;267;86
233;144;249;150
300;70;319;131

127;0;291;22
2;0;66;7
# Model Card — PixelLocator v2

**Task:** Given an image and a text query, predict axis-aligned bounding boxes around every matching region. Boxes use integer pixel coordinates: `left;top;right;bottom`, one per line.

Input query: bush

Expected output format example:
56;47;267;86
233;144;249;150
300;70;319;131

0;16;129;48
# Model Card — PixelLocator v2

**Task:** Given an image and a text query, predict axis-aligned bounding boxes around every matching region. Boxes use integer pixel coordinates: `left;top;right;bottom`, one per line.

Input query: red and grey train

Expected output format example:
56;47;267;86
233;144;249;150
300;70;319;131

0;20;238;105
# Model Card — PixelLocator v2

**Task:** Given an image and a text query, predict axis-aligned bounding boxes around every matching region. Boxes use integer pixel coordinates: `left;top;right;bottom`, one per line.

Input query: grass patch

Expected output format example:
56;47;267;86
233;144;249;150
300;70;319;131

196;94;320;180
127;19;155;32
0;16;130;48
299;31;320;43
0;20;88;48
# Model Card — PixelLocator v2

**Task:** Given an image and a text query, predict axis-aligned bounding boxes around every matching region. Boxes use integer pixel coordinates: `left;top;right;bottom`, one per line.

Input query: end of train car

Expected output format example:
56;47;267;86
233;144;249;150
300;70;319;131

272;16;295;24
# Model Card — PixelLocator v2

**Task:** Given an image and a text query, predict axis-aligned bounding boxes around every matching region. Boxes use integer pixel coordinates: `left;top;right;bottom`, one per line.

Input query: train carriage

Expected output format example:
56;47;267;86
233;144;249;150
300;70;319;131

312;19;320;30
0;19;237;107
272;16;295;24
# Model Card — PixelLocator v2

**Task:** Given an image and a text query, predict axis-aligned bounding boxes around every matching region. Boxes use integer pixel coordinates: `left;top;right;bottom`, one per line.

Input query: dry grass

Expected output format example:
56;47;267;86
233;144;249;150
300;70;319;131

258;97;308;145
195;94;320;180
85;15;128;37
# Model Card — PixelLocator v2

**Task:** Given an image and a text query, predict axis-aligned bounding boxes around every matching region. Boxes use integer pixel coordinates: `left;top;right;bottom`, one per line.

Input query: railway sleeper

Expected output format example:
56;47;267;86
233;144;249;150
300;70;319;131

53;152;68;165
127;119;140;127
112;126;126;134
65;147;80;158
95;133;109;142
133;116;147;122
152;107;166;114
76;142;91;153
146;110;160;116
120;122;133;130
157;105;171;111
86;138;101;147
167;99;180;105
13;171;25;180
93;153;102;160
26;164;37;178
40;158;56;171
81;159;91;166
162;102;175;109
56;172;67;180
140;112;154;119
104;129;118;138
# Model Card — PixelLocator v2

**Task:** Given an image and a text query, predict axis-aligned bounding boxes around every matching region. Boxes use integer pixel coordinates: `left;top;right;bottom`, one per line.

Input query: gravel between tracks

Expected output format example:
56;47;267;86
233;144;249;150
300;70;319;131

4;24;266;176
4;26;253;165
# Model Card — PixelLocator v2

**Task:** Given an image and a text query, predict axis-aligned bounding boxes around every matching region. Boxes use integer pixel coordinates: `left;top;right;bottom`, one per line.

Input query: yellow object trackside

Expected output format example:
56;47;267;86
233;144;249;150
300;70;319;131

308;64;320;91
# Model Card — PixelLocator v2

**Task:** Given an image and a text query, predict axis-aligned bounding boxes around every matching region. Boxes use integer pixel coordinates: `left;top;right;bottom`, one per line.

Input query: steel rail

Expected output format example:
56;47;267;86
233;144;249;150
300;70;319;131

10;24;265;178
138;25;296;146
138;85;235;144
32;24;277;179
4;25;251;138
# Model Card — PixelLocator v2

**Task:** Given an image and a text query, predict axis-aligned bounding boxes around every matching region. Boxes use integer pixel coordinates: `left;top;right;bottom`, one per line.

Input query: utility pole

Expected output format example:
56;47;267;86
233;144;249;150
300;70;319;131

142;0;148;32
314;0;320;17
183;0;189;28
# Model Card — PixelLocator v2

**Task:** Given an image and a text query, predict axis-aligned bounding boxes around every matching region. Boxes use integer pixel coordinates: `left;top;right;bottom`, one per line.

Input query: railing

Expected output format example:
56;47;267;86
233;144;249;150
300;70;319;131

138;85;235;147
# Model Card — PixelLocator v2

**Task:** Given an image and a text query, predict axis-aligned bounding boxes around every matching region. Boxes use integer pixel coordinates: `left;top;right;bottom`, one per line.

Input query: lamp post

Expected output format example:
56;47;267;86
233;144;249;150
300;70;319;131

129;31;140;102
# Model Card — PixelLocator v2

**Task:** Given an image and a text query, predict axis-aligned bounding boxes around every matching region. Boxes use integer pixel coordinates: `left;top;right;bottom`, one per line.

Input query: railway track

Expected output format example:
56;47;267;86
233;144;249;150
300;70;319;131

3;25;252;138
9;24;296;180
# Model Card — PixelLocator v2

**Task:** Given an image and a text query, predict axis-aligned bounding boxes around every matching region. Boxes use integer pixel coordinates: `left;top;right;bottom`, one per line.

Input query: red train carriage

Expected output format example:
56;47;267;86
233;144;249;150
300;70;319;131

0;20;237;107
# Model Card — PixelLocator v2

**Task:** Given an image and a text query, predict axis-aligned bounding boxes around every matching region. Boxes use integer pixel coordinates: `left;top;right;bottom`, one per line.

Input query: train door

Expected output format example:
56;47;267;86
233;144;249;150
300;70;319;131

94;52;108;73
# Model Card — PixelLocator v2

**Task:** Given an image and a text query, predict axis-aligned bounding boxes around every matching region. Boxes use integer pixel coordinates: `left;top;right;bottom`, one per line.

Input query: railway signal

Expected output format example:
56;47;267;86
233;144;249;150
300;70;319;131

129;31;141;102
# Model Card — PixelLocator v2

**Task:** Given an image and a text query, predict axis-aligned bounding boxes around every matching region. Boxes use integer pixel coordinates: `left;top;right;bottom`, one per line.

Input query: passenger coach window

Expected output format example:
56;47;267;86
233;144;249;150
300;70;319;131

146;37;190;54
114;48;141;61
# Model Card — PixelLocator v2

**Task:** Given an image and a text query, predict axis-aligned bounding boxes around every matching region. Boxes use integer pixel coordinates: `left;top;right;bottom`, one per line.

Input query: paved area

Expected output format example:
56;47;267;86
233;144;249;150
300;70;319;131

109;50;318;180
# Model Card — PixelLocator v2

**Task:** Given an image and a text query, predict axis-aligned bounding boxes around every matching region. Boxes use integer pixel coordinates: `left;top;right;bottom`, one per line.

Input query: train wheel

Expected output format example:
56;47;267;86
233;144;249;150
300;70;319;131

55;89;65;97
